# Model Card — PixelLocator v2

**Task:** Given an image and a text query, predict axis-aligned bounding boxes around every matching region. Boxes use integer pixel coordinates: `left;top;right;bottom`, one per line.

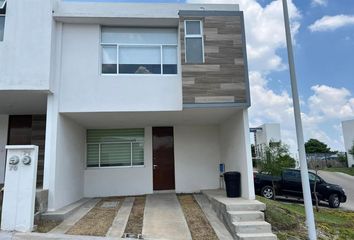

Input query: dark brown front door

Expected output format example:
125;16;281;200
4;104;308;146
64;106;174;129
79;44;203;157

7;115;46;187
152;127;175;190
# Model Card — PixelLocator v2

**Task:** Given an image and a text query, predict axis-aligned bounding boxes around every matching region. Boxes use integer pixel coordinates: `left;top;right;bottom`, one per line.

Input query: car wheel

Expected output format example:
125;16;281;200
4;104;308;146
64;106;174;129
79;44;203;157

261;186;274;199
328;194;340;208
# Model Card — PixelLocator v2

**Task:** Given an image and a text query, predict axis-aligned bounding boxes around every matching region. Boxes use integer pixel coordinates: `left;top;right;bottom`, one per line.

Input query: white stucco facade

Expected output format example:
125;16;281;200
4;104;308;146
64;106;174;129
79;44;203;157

342;119;354;167
174;125;221;193
0;0;56;91
59;24;182;113
0;1;255;212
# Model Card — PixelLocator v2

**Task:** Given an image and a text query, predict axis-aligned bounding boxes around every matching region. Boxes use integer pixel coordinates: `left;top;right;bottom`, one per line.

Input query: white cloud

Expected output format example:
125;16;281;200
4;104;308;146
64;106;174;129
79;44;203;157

309;15;354;32
312;0;327;7
248;72;353;152
308;85;354;119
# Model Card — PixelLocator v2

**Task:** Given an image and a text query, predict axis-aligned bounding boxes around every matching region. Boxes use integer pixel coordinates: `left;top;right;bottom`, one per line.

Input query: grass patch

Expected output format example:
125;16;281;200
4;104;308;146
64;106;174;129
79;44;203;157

257;196;354;240
124;196;146;235
323;167;354;176
66;197;123;236
35;219;61;233
178;194;218;240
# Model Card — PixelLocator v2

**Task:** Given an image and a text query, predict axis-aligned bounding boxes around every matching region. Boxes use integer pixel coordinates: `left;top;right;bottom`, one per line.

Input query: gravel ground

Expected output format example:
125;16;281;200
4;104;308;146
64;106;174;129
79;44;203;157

66;197;123;236
124;196;146;236
178;194;218;240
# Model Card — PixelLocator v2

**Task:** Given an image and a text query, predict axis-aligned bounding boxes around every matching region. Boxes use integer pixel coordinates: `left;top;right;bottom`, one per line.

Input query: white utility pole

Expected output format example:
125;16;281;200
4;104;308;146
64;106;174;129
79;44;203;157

281;0;317;239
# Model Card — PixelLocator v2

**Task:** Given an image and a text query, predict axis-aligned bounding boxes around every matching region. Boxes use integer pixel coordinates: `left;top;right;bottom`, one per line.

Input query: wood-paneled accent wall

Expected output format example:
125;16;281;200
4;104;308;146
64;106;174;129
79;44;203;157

7;115;46;187
180;12;249;105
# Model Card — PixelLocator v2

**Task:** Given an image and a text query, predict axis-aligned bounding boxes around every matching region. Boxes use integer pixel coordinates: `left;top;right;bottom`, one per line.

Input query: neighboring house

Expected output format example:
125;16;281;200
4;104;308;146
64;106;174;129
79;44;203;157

0;0;254;211
250;123;281;160
342;119;354;167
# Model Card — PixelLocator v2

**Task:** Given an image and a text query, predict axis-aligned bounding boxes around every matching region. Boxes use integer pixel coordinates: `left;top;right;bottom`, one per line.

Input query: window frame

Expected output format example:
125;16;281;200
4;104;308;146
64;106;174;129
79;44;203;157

86;140;145;169
0;0;6;10
184;20;205;64
0;1;6;42
99;27;178;76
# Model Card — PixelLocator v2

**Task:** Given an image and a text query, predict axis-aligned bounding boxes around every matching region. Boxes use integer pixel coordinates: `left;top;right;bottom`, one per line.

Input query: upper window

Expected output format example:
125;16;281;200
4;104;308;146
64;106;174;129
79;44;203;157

87;129;144;168
0;0;6;42
101;27;178;75
184;20;204;64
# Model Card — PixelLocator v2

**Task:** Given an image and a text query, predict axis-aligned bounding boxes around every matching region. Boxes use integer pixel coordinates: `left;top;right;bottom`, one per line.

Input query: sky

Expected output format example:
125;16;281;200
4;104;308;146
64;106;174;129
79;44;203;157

68;0;354;155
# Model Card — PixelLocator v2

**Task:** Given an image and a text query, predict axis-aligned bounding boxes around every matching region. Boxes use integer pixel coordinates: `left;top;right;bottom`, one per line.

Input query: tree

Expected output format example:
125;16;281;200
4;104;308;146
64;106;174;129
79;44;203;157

313;165;320;212
259;141;296;198
337;152;347;165
349;141;354;158
305;139;331;154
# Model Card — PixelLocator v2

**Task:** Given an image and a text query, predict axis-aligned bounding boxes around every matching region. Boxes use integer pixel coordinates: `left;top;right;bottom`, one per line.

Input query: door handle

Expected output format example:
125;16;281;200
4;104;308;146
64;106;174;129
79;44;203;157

153;165;158;170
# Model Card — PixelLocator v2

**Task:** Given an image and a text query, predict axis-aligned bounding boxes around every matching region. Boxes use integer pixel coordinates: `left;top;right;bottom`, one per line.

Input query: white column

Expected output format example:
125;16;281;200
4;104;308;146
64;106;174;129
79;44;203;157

43;22;63;211
43;94;59;211
241;109;256;200
0;115;9;184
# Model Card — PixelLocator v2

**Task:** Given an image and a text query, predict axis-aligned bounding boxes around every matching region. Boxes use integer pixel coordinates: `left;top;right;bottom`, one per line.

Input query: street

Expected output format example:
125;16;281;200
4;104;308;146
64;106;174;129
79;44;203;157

318;170;354;211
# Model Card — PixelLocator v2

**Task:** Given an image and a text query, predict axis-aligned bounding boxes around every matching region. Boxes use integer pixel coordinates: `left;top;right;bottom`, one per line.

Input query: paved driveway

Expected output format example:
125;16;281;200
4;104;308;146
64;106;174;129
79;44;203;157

318;170;354;211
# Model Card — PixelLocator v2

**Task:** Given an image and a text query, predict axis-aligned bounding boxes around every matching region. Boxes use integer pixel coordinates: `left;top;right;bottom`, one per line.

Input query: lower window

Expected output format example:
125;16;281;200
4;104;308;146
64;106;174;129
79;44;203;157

87;128;144;168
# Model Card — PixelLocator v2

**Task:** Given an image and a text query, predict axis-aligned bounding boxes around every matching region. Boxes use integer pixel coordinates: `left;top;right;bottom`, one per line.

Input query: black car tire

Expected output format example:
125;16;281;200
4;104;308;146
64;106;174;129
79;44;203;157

328;194;340;208
261;186;275;199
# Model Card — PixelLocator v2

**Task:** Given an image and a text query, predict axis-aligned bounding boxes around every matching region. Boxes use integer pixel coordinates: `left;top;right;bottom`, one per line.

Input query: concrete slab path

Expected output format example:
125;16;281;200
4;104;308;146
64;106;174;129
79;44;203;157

49;198;100;234
106;197;135;238
194;194;233;240
142;193;192;240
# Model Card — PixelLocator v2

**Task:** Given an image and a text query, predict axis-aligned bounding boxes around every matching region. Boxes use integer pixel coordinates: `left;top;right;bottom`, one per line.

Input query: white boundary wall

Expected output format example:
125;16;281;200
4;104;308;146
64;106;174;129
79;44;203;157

342;120;354;167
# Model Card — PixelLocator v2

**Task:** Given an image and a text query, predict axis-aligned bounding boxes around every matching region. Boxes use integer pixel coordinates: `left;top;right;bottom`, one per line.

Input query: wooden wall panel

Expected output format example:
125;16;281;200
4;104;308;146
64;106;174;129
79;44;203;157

7;115;46;187
180;13;248;105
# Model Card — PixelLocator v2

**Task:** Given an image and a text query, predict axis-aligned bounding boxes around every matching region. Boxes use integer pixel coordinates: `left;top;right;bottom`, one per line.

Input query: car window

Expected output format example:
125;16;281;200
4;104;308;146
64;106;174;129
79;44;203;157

283;170;300;181
309;173;320;182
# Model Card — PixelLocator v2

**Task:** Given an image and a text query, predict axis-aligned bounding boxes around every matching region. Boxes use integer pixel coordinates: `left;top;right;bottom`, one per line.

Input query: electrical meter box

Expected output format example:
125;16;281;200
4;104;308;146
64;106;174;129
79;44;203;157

1;145;38;232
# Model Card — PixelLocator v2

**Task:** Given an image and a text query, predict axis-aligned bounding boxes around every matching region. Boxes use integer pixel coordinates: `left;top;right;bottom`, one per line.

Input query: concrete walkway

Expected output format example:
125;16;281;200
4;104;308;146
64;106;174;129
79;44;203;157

106;197;135;238
49;198;100;234
142;193;192;240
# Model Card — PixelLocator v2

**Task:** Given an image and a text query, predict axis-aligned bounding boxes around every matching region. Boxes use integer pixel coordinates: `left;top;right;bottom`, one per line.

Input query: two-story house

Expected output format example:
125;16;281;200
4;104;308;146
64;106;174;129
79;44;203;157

0;0;254;212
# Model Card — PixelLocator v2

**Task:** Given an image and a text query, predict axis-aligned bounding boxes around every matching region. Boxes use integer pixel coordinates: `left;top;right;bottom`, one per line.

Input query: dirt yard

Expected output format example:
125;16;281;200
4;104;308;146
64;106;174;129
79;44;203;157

35;219;61;233
66;197;123;236
124;196;146;235
178;194;218;240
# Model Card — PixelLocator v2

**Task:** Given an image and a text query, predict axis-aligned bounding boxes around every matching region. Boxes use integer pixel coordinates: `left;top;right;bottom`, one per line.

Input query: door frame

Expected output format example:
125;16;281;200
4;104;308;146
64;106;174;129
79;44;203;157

152;126;176;191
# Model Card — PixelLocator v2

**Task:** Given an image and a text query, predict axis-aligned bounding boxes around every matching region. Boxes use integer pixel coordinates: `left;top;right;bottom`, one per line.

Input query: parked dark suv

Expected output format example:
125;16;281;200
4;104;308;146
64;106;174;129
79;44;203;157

254;169;347;208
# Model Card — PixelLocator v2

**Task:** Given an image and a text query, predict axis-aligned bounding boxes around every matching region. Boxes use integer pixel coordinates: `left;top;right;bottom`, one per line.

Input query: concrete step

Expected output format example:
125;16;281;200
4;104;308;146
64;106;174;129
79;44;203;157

228;211;264;222
233;221;272;234
225;202;266;212
42;198;92;221
237;233;278;240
